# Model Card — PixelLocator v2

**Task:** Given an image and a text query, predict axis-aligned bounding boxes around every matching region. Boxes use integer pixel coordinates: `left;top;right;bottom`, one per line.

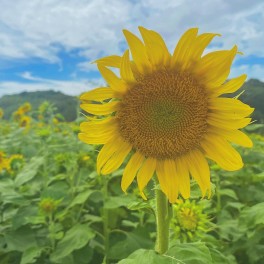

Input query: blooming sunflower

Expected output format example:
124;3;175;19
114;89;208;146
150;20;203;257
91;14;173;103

0;151;10;173
19;115;31;128
19;102;32;114
0;107;4;119
79;27;253;203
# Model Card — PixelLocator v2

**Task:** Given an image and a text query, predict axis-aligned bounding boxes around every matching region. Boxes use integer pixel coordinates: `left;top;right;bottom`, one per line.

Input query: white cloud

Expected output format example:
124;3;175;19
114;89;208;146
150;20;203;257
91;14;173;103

77;61;98;72
19;71;44;81
0;0;263;62
0;72;104;97
0;0;135;62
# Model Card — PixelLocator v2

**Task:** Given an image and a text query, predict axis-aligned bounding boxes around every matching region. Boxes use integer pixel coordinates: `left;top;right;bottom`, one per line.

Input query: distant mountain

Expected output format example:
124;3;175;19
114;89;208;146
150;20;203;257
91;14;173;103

0;79;263;123
238;79;264;123
0;90;79;121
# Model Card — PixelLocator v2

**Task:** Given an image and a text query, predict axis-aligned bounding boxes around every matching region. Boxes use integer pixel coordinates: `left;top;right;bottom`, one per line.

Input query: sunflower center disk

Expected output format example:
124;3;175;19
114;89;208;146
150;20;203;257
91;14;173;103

117;70;208;159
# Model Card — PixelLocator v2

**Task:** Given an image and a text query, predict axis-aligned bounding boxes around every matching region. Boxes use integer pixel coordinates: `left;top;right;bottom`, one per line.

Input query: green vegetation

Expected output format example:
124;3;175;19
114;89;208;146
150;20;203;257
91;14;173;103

0;98;263;263
0;91;78;122
237;79;264;123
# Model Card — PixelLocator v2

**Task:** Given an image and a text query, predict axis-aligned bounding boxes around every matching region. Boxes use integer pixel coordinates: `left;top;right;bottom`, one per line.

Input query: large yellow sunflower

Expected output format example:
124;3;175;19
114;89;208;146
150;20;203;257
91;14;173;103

79;27;253;203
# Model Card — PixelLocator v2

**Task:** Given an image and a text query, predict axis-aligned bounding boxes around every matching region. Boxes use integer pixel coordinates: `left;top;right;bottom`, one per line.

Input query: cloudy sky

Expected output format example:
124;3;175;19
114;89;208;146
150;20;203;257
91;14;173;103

0;0;263;97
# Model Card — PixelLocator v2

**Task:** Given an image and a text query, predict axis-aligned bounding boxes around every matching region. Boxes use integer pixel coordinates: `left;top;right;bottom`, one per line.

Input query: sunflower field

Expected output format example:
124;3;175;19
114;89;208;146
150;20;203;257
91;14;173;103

0;101;263;264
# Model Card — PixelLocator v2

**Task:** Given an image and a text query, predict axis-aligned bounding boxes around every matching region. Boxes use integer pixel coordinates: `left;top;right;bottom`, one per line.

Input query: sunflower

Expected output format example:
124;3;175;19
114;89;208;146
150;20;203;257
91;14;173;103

79;27;253;203
0;107;4;119
18;102;32;114
171;200;212;242
19;115;31;128
0;151;10;173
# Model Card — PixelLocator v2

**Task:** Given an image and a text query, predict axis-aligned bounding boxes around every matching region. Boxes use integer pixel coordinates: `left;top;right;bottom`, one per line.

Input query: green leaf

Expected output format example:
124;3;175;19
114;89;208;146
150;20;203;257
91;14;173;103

219;189;238;200
50;224;95;262
73;245;93;264
209;248;233;264
244;124;264;132
105;195;135;209
117;249;172;264
42;181;70;200
1;191;28;206
240;202;264;227
15;157;44;186
0;178;15;194
47;174;67;185
167;242;213;264
21;247;42;264
5;226;37;252
224;202;244;211
12;206;38;230
127;201;154;214
218;219;242;241
68;190;96;208
109;229;154;260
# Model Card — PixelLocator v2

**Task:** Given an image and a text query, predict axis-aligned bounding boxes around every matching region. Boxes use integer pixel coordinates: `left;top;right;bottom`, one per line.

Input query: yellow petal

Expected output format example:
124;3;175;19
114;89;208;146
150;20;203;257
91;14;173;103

190;32;221;62
79;117;117;144
184;149;210;197
156;159;178;203
175;157;190;199
80;101;119;116
98;64;127;93
212;74;247;96
207;115;251;130
174;31;220;70
80;87;117;102
208;127;253;148
97;136;123;174
208;110;253;120
101;141;132;175
194;45;238;88
80;117;116;133
209;98;254;116
139;191;147;200
208;97;255;119
120;50;135;82
123;29;151;73
78;131;113;145
138;26;170;67
121;152;145;192
171;28;198;68
94;55;122;68
137;157;156;192
201;134;243;171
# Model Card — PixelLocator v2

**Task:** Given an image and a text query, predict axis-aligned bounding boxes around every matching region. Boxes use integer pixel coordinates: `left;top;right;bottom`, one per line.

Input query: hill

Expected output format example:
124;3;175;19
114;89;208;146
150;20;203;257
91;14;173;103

0;90;78;121
0;79;263;122
238;79;264;123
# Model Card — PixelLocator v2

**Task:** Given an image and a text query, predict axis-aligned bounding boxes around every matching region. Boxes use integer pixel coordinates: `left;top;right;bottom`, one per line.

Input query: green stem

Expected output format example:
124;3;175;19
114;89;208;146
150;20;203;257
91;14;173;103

155;183;172;254
102;176;109;264
216;177;221;213
48;214;56;250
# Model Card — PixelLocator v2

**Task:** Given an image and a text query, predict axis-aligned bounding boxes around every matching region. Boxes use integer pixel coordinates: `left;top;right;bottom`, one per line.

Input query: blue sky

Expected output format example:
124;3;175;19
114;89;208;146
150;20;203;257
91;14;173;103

0;0;264;97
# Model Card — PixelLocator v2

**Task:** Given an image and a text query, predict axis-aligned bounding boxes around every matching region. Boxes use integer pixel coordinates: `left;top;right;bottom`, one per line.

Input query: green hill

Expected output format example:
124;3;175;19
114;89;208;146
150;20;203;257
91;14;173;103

0;79;263;122
0;90;78;121
238;79;264;123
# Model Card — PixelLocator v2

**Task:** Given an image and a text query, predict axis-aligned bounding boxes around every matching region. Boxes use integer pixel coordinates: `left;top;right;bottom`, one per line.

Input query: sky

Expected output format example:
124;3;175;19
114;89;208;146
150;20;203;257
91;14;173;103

0;0;264;97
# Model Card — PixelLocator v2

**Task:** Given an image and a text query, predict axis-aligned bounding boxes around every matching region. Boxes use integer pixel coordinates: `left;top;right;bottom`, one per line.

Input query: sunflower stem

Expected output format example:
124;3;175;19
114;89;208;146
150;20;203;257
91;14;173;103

155;183;172;254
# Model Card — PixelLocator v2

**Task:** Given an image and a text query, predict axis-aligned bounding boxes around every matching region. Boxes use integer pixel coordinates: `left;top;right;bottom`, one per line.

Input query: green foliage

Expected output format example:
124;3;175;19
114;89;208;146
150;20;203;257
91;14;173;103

118;242;232;264
0;91;78;121
240;79;264;123
0;104;263;263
